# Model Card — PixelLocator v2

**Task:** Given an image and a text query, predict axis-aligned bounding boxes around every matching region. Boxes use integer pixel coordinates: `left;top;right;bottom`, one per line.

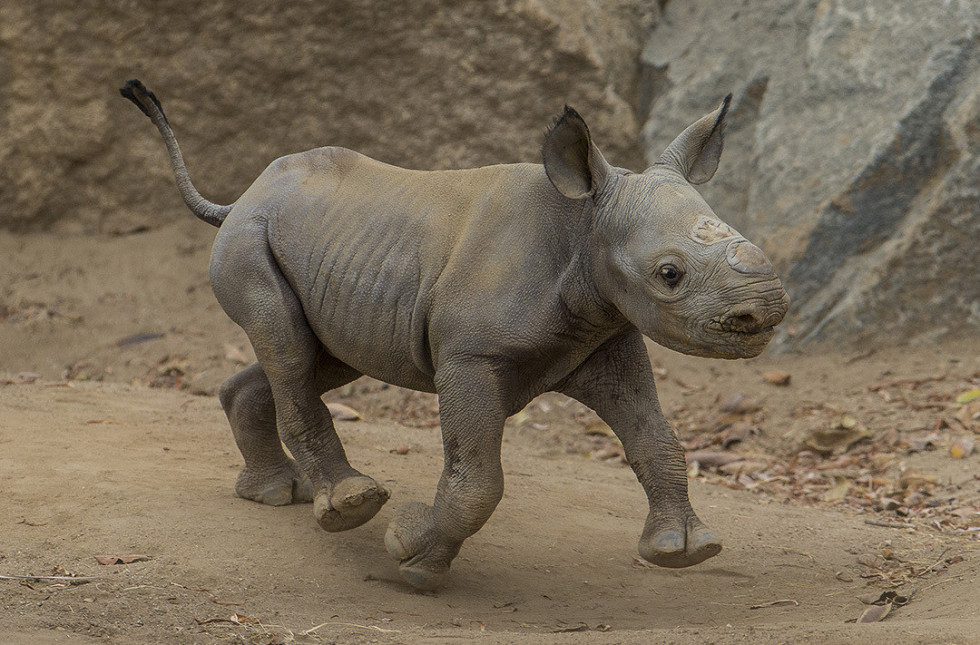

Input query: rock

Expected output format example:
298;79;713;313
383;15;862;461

641;0;980;349
763;370;791;386
0;0;660;234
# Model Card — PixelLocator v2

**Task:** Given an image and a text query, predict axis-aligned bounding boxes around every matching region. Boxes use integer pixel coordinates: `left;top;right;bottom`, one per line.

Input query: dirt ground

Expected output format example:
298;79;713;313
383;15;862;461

1;222;979;644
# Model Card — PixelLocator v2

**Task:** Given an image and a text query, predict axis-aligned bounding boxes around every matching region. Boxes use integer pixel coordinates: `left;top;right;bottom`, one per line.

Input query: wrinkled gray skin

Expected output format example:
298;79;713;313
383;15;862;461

121;79;789;591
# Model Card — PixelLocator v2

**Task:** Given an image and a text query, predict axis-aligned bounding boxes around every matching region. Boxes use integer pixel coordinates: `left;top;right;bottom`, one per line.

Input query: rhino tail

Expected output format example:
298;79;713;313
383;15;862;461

120;79;233;228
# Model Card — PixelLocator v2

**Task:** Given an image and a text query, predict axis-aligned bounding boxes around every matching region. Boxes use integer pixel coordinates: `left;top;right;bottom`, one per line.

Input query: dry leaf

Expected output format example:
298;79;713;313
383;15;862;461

720;421;759;448
955;388;980;404
95;554;150;565
907;432;942;452
763;370;791;386
719;460;769;476
898;470;938;490
955;400;980;427
719;393;761;415
229;613;260;625
859;588;914;607
326;402;361;421
805;425;871;454
822;476;851;502
950;435;975;459
875;497;902;511
835;415;858;430
686;450;745;469
857;602;892;623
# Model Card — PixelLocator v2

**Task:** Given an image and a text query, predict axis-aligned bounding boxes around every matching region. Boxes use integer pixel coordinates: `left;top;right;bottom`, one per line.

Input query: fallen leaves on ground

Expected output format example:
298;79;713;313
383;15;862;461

853;586;916;623
543;369;980;541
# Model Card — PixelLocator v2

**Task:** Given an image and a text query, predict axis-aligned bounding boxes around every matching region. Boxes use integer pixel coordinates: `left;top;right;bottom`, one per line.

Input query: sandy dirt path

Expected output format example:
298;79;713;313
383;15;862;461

2;380;978;644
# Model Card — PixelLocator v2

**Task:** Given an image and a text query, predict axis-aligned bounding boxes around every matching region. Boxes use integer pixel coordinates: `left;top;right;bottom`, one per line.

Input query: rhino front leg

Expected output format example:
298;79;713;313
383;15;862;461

384;362;508;591
558;331;721;568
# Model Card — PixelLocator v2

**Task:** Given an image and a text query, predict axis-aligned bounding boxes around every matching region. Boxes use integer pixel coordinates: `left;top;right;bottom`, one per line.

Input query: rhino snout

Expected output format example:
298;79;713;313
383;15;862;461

720;306;771;334
719;289;789;335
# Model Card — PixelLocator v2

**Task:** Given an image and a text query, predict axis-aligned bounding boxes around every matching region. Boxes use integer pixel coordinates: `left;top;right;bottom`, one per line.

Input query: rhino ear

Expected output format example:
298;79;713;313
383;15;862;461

542;106;610;200
656;94;731;185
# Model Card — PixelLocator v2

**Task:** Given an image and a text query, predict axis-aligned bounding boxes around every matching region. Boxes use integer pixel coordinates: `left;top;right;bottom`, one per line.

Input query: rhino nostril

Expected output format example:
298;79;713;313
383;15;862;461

765;306;787;327
731;313;761;332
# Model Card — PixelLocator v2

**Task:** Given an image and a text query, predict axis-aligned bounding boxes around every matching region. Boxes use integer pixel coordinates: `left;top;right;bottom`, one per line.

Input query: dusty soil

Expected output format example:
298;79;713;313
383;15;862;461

1;223;979;644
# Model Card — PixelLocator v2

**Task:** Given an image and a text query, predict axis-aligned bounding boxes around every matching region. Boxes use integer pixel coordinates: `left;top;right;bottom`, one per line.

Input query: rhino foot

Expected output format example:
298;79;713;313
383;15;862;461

384;502;460;591
638;514;722;568
313;475;390;532
235;460;314;506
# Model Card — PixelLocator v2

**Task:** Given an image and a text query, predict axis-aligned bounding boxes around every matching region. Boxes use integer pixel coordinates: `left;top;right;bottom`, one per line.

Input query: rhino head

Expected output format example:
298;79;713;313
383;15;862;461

543;96;790;359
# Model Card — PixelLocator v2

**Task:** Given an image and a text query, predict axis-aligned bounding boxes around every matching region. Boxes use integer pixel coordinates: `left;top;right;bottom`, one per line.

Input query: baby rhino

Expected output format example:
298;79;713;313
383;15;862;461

121;79;789;591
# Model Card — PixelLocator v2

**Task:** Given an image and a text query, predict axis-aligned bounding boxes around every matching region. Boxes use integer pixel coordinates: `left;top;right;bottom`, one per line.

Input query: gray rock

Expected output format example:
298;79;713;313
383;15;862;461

642;0;980;348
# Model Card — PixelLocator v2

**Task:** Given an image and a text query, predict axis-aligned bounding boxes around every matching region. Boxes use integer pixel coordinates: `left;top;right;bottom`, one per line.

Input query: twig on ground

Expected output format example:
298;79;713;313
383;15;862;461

302;622;400;635
864;519;915;529
912;549;950;578
0;574;94;585
867;375;947;392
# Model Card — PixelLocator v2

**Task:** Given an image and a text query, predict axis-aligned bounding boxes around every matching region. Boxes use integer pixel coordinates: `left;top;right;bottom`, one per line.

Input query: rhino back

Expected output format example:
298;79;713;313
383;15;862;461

233;147;571;390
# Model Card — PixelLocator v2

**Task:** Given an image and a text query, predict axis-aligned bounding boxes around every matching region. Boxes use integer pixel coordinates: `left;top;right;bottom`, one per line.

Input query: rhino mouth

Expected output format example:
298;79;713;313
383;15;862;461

706;320;775;337
702;320;776;357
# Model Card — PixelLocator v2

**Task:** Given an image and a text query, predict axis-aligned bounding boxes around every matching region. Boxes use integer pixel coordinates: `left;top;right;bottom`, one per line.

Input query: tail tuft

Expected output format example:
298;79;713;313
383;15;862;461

119;79;167;122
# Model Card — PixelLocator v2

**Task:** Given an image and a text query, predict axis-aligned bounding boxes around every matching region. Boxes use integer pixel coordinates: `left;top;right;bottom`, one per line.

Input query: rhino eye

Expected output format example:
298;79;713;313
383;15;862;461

658;264;683;288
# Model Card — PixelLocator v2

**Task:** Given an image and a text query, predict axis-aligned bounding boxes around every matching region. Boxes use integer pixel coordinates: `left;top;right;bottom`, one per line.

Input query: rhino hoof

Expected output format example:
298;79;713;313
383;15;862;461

235;462;314;506
384;502;455;591
314;476;390;532
638;517;722;568
395;560;449;592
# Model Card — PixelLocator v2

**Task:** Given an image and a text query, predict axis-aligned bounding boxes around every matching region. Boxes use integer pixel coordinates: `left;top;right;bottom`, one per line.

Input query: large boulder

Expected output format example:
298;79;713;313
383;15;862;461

642;0;980;348
0;0;659;234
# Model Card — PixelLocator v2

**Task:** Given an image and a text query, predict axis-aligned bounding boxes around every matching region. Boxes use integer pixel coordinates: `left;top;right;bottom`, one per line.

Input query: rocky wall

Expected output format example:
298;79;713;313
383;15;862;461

0;0;659;234
642;0;980;347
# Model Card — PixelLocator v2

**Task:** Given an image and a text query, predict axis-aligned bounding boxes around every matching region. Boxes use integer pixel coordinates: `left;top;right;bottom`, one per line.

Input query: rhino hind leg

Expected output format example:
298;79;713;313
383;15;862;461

211;228;389;530
219;363;314;506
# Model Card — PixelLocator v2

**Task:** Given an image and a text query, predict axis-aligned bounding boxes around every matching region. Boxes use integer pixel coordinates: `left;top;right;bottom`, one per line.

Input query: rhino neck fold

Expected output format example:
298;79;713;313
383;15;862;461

556;240;627;341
